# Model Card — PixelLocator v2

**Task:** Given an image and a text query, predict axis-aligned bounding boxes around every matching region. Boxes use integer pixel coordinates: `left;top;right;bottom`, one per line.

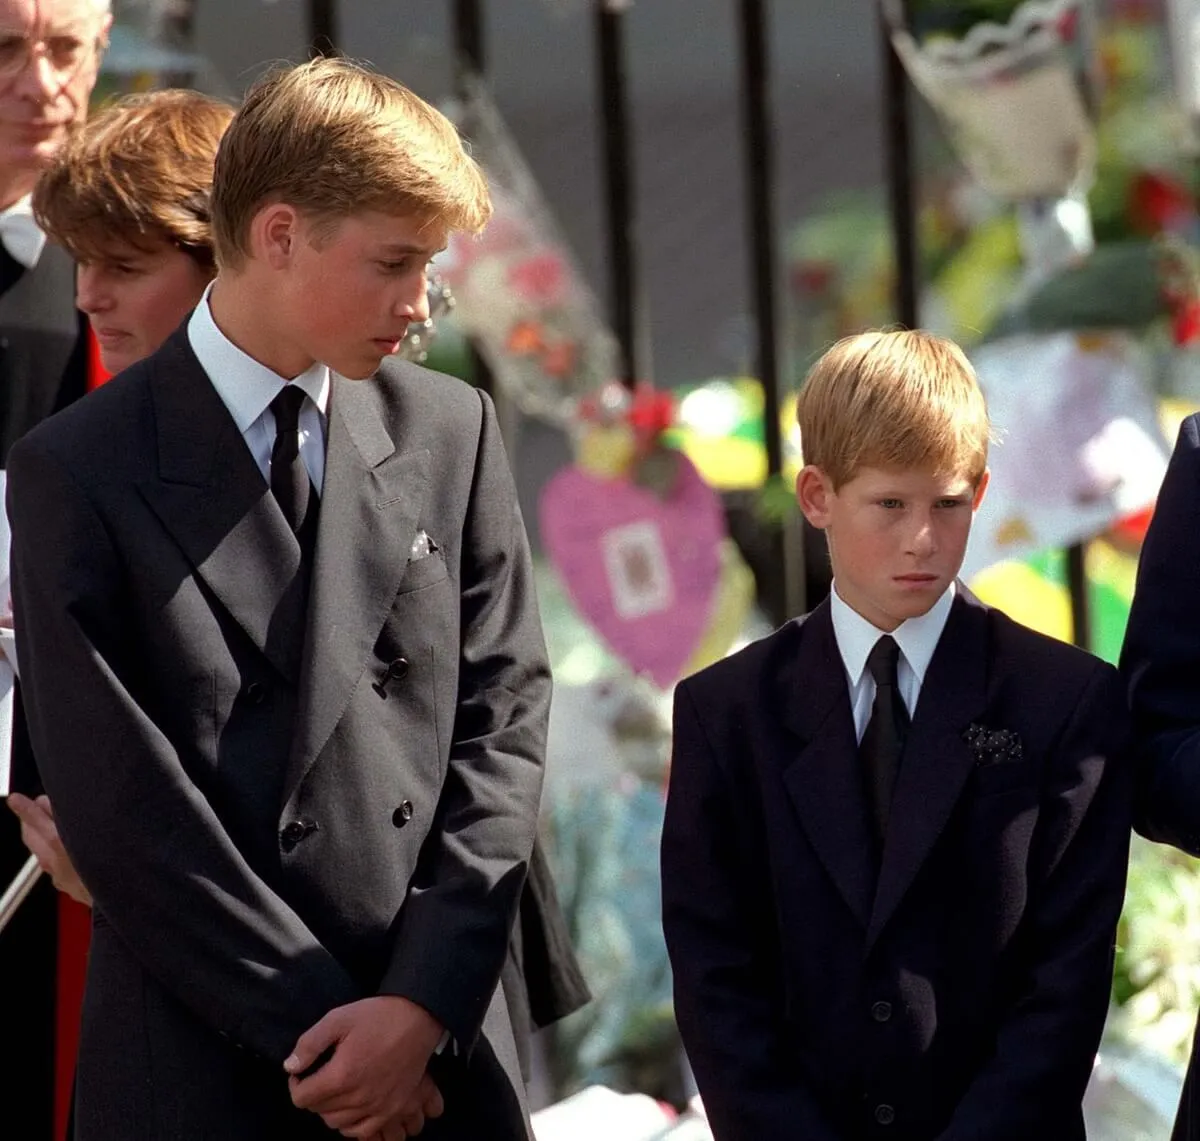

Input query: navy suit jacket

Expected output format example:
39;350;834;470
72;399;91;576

663;589;1131;1141
1122;412;1200;1141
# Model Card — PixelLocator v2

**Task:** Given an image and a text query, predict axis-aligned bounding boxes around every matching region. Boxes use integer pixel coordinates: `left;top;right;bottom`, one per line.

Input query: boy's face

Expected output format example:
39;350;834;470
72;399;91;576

797;463;988;632
76;239;212;374
273;209;442;380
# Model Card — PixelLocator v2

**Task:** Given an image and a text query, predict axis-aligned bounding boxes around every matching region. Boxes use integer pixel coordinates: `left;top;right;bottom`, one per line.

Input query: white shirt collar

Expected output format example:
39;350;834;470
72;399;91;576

829;581;956;689
0;195;47;270
186;281;330;429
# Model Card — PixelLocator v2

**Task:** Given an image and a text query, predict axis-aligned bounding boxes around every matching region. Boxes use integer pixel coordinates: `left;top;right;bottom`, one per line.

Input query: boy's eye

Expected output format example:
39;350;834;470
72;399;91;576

378;259;415;275
878;498;903;509
936;497;968;509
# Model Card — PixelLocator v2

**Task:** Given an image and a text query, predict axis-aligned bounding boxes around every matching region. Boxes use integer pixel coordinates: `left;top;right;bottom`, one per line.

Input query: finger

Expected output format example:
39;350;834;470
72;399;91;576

285;1011;345;1076
400;1110;426;1136
20;828;60;876
36;795;54;817
338;1116;388;1140
319;1104;377;1130
418;1075;444;1119
289;1061;359;1113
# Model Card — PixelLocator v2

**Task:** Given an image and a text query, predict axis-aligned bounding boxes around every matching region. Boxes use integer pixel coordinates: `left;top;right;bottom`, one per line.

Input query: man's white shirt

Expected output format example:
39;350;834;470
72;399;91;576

828;582;955;743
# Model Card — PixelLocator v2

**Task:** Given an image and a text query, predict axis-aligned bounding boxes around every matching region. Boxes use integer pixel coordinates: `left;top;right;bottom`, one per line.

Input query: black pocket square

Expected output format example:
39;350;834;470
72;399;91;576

963;723;1023;767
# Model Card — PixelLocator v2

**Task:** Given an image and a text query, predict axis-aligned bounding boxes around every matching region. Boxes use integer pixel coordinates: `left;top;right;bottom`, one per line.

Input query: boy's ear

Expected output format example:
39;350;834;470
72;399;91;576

253;203;300;270
796;465;834;530
971;469;990;512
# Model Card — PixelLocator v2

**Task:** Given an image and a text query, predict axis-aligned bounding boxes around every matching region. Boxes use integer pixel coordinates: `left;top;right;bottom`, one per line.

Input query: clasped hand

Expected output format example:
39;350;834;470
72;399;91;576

285;995;446;1139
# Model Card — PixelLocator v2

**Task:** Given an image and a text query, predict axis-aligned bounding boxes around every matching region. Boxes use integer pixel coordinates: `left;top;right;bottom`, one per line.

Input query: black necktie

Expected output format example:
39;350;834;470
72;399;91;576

269;385;313;537
860;634;910;847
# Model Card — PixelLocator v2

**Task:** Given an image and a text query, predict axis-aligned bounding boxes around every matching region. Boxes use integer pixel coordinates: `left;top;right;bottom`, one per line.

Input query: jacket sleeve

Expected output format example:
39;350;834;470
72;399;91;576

935;662;1133;1140
7;434;360;1064
661;680;844;1141
1120;413;1200;853
378;389;551;1052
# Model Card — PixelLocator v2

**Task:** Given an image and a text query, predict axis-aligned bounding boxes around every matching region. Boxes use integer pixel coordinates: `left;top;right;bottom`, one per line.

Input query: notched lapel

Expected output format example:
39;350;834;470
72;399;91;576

867;589;989;949
137;331;306;683
284;376;430;803
779;604;876;929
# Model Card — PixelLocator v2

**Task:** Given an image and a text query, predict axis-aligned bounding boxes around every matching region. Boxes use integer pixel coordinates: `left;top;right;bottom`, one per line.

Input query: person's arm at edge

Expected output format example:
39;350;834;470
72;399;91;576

1121;413;1200;853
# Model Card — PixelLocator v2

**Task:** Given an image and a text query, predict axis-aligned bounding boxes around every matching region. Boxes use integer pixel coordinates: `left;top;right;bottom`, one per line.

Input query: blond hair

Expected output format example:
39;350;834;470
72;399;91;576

796;329;991;488
33;89;233;271
211;57;492;269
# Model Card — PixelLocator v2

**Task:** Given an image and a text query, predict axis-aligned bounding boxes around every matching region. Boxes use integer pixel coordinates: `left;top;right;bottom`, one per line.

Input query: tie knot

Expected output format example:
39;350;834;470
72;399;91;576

270;385;306;433
866;635;901;688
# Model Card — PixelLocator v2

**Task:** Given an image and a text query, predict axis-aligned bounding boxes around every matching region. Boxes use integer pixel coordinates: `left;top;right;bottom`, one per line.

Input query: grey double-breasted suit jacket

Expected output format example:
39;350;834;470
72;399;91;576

8;327;551;1139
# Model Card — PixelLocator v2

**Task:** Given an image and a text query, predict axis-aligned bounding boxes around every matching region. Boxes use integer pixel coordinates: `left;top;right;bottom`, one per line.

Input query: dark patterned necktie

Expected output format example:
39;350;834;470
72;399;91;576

269;385;312;537
860;634;910;846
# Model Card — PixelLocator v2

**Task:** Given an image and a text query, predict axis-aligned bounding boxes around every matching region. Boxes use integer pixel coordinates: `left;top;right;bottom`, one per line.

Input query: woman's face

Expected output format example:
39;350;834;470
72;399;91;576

75;239;212;374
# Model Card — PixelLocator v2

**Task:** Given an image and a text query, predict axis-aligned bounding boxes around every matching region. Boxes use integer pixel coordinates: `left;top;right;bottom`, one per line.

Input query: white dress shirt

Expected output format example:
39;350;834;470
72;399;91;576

0;196;47;270
829;582;955;743
187;283;330;493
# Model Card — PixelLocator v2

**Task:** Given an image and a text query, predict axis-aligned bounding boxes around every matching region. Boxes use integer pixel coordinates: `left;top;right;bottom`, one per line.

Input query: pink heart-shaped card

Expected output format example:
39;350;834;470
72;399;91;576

540;453;725;689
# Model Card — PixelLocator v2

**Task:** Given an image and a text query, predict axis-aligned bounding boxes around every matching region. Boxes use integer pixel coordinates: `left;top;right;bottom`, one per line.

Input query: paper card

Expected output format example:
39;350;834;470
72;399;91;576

962;332;1169;578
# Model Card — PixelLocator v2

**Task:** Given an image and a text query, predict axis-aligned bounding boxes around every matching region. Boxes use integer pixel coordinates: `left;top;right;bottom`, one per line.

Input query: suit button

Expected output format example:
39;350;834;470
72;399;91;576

280;818;319;852
245;681;266;705
874;1104;895;1126
871;1001;892;1023
392;800;414;828
386;658;410;681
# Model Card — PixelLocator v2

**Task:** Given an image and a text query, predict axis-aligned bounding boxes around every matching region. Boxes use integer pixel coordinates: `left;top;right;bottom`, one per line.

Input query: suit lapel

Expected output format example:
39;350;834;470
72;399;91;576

283;373;430;804
866;587;989;950
778;602;876;929
137;329;307;683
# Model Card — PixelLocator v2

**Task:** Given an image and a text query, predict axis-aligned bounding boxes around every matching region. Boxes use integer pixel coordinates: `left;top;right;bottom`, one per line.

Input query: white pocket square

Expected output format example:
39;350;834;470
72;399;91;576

410;529;438;560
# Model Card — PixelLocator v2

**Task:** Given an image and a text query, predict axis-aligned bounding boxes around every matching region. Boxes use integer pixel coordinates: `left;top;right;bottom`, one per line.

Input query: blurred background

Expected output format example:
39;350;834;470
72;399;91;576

90;1;1200;1136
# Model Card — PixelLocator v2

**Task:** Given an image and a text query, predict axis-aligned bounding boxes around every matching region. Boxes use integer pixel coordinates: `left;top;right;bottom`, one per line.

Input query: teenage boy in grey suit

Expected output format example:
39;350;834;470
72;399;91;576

8;58;550;1141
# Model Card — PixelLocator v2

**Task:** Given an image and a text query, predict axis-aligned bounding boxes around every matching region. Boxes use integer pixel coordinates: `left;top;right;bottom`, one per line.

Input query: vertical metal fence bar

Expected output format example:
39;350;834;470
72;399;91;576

595;1;641;386
307;0;339;57
737;0;804;619
1067;544;1091;649
453;0;497;401
737;0;783;478
880;15;918;330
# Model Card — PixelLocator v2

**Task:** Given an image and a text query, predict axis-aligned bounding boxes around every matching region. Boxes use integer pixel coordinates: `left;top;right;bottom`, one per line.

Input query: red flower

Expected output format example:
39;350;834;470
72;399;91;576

1175;300;1200;346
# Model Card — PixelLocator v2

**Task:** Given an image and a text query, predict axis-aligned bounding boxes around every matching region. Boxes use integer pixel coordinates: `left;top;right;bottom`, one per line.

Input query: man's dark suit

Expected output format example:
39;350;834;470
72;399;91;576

662;589;1132;1141
7;328;550;1140
1121;412;1200;1141
0;240;89;1140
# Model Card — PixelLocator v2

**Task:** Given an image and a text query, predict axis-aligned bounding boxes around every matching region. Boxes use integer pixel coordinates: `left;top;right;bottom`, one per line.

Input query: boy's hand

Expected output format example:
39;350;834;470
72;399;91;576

285;995;445;1136
371;1074;445;1140
7;794;92;905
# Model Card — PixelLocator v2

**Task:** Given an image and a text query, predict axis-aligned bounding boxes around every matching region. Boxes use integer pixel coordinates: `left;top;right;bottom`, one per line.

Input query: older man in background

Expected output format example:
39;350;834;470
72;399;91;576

0;1;109;1138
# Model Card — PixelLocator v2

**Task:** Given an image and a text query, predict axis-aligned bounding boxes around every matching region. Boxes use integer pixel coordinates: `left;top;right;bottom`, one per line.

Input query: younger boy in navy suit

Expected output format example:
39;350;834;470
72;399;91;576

661;329;1132;1141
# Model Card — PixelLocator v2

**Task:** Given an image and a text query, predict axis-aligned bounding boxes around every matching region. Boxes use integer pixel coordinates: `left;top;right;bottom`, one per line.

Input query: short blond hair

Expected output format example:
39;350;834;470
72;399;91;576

211;57;492;269
33;89;233;271
796;329;991;488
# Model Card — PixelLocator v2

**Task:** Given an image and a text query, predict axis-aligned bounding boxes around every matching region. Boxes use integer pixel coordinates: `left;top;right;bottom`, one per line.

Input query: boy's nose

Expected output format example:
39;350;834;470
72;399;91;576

908;516;937;557
398;274;431;325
